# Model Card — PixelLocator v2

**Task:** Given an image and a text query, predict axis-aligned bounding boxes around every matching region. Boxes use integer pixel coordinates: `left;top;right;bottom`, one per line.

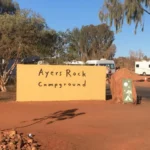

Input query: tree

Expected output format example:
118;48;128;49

53;31;68;60
0;9;56;91
99;0;150;33
104;44;116;59
49;29;81;63
79;24;115;60
128;49;145;71
65;28;81;61
129;49;144;60
38;29;57;57
45;30;69;64
143;55;148;60
53;25;115;62
0;0;19;14
64;24;115;61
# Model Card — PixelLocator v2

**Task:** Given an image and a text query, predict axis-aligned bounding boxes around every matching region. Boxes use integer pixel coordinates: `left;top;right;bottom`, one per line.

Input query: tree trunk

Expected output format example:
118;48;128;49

0;60;18;92
0;77;7;92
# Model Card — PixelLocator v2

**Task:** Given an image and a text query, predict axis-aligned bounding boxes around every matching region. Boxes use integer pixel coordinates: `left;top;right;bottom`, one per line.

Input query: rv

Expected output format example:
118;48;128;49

135;60;150;75
64;60;85;65
85;59;116;75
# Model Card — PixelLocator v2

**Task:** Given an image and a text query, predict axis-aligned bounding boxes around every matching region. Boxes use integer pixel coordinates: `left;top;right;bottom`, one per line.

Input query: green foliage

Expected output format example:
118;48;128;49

0;9;56;62
65;28;81;61
52;31;68;59
0;2;116;65
0;0;19;14
104;44;116;59
0;8;58;90
81;24;114;60
75;24;115;60
38;29;57;57
56;24;116;62
99;0;150;33
49;29;81;63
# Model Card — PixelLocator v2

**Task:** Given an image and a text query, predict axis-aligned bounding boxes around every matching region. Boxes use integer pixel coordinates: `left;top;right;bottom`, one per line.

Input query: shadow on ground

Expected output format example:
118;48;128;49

106;85;112;100
1;108;85;131
106;94;112;100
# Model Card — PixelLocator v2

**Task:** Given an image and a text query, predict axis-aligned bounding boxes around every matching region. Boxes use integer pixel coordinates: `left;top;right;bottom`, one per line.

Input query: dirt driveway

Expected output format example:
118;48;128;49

0;99;150;150
134;81;150;87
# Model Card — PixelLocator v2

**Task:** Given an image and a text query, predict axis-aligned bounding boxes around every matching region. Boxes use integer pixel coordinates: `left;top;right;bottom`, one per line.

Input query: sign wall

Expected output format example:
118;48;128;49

17;65;106;101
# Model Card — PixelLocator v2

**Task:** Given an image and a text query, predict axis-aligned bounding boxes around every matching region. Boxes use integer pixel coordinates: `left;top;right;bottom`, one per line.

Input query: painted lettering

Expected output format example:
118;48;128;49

66;69;86;77
38;69;44;76
82;71;86;77
54;84;58;88
45;71;49;78
38;82;42;87
83;80;86;87
66;69;71;77
59;84;62;88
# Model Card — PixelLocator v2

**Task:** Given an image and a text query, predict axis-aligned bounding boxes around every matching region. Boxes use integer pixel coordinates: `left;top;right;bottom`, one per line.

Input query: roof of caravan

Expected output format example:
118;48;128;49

64;60;85;65
135;60;150;63
86;59;115;64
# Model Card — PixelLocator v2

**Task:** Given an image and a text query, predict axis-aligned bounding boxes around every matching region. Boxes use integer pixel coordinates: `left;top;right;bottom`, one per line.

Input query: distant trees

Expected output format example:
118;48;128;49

62;24;116;61
129;49;144;61
115;49;149;71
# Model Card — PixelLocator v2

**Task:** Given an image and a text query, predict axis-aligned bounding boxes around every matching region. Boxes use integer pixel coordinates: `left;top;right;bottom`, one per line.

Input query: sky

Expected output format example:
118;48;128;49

16;0;150;58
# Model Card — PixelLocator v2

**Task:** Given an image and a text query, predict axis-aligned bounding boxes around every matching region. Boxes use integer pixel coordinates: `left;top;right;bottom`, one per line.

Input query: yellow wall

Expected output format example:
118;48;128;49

16;64;106;101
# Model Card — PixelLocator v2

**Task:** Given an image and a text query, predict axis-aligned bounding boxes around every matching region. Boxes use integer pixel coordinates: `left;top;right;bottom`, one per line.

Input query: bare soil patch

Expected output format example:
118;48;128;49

0;80;149;149
0;100;150;150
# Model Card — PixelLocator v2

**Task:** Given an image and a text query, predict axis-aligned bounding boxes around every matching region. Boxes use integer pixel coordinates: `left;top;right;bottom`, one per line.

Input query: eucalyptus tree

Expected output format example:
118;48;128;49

0;10;56;91
99;0;150;33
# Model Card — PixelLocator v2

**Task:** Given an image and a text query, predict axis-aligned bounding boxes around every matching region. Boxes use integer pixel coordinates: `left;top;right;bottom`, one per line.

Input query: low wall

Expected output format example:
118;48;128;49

16;64;106;101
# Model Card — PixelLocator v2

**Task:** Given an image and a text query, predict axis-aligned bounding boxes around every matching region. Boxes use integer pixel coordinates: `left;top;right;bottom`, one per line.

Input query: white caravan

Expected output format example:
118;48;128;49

64;60;85;65
135;60;150;75
85;59;116;74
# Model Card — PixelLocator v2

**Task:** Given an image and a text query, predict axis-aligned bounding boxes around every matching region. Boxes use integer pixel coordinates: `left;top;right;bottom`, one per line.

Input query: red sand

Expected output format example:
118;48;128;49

0;81;149;150
134;81;150;87
0;99;150;150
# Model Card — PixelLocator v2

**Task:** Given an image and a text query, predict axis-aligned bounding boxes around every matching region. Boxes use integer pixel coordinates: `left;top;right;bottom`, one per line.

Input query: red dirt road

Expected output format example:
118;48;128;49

1;100;150;150
135;81;150;87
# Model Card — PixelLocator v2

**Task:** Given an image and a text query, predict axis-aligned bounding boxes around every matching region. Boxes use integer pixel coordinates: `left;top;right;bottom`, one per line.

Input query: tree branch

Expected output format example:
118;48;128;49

136;0;150;14
142;7;150;14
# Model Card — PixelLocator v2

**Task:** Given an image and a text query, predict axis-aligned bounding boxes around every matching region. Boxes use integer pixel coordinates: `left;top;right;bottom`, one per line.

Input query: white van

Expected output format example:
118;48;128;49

135;60;150;75
63;60;85;65
85;59;116;74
